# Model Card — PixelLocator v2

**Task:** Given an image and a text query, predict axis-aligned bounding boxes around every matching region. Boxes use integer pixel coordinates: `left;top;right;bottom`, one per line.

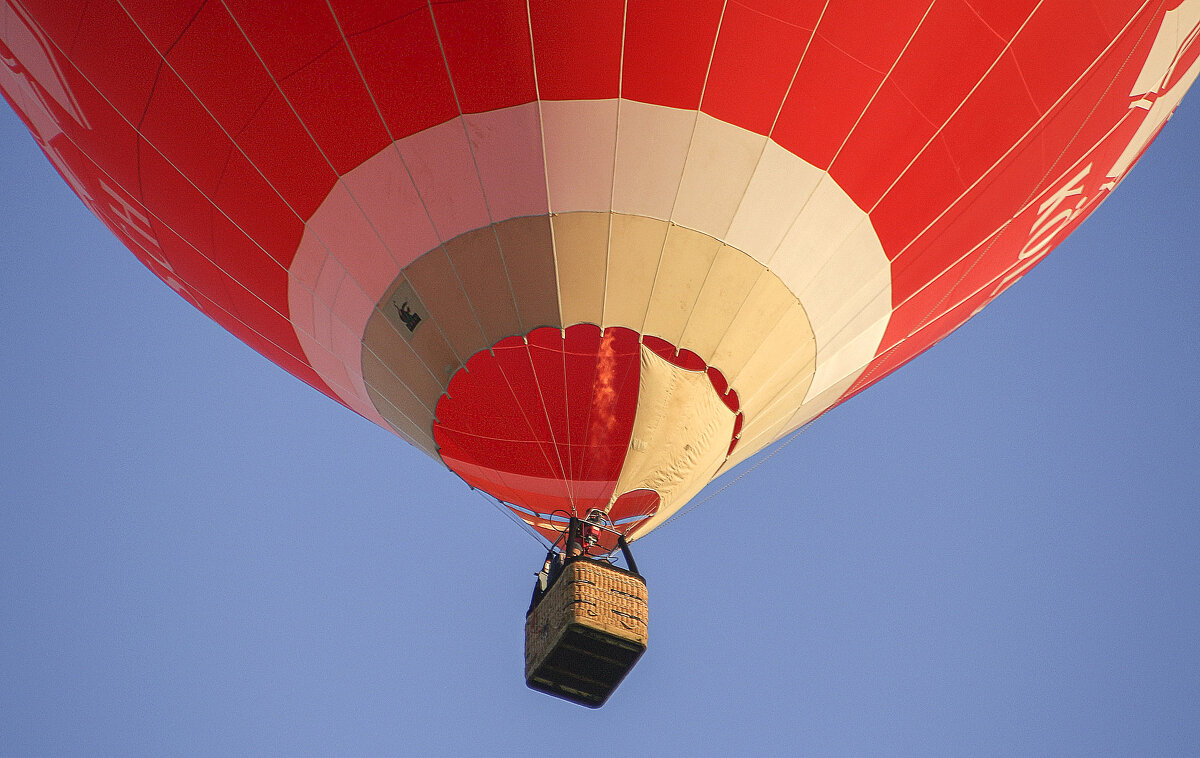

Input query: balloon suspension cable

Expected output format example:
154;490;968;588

467;487;553;549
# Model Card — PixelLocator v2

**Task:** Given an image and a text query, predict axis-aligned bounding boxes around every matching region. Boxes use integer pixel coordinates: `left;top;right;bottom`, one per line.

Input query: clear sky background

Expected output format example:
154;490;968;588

2;94;1198;757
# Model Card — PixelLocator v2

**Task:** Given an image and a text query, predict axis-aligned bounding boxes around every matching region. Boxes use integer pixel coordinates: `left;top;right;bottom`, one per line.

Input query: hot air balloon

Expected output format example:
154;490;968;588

3;0;1198;706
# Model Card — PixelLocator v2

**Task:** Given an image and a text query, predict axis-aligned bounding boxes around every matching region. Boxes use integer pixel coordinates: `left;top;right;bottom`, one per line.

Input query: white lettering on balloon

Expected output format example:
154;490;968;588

98;179;204;312
1105;0;1200;187
991;163;1091;297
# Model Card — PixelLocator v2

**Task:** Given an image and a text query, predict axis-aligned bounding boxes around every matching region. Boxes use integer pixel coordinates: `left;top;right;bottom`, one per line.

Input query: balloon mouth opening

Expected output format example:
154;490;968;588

432;324;742;544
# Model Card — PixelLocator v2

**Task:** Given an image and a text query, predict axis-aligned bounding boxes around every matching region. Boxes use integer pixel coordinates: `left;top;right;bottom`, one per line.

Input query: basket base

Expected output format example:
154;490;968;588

525;622;646;708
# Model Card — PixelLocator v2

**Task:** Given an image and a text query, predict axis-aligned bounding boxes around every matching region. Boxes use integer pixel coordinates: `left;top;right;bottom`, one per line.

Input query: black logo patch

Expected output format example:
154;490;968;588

385;280;428;341
395;300;422;332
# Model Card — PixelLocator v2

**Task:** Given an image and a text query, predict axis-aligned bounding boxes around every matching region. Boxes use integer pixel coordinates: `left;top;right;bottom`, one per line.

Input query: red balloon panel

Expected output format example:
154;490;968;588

701;1;811;135
431;0;538;114
341;9;458;137
528;0;624;100
621;0;724;110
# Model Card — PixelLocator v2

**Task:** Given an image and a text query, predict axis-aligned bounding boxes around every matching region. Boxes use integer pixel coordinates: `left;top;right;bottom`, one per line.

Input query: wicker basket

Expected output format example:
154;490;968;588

524;558;648;707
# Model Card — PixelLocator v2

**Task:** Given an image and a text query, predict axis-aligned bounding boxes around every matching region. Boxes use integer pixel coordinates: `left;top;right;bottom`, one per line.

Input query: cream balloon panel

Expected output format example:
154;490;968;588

549;213;820;450
541;100;890;408
359;213;819;462
288;99;892;467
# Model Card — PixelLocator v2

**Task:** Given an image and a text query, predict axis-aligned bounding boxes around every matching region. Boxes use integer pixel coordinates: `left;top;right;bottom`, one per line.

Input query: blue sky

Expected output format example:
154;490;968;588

2;96;1198;756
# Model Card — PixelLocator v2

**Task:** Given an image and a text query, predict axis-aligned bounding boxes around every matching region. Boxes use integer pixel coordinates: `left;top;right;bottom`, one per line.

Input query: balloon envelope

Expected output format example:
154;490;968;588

2;0;1197;543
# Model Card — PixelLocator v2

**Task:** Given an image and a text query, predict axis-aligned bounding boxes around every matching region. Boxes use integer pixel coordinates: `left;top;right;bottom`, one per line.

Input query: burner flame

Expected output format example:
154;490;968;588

586;329;621;478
